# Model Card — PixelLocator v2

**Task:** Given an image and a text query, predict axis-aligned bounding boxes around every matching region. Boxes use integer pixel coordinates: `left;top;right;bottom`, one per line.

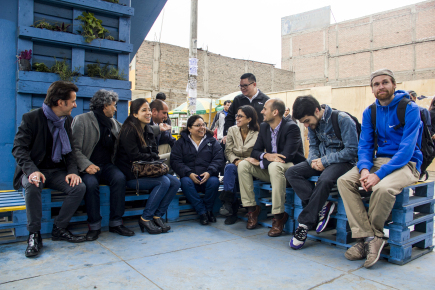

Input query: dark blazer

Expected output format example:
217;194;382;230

251;118;306;169
12;108;79;190
170;130;224;178
150;118;176;147
115;124;160;181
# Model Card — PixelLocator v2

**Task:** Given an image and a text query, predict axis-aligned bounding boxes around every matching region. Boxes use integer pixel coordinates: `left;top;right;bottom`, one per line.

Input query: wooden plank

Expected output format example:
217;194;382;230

31;95;45;108
18;71;131;90
119;16;130;43
72;48;85;74
16;93;33;131
33;14;73;33
118;54;129;77
19;26;133;53
39;0;134;17
18;0;34;27
85;50;118;65
94;13;119;28
34;2;73;19
33;43;72;59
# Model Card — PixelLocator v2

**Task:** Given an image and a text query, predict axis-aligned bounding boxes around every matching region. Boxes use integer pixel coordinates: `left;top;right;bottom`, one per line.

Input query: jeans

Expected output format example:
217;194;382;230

126;174;180;220
22;168;86;232
220;164;239;203
285;161;353;228
82;163;126;230
180;176;220;215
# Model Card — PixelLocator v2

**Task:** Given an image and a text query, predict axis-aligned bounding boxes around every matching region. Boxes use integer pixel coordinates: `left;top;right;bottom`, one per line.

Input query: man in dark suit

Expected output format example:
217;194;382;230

12;81;86;258
238;99;306;237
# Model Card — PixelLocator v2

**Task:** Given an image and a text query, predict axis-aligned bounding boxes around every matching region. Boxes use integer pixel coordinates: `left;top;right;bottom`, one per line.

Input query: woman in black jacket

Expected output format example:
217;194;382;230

116;99;180;234
170;115;225;225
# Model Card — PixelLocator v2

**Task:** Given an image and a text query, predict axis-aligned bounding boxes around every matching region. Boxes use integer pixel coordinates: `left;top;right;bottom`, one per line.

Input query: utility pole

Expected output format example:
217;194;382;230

187;0;198;116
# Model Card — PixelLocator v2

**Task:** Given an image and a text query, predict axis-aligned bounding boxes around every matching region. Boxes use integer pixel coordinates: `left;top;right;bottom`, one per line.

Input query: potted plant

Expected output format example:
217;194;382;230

17;49;32;71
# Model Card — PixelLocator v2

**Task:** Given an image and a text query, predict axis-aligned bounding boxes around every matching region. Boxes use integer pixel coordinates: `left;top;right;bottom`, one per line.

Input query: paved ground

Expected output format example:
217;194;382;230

1;216;434;290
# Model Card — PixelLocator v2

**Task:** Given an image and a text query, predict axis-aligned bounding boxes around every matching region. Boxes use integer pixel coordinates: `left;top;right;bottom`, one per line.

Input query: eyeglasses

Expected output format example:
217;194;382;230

238;82;254;89
192;124;206;128
235;114;245;119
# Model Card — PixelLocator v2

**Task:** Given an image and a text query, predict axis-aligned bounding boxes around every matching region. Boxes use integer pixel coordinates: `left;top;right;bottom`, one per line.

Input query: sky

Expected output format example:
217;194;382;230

145;0;423;69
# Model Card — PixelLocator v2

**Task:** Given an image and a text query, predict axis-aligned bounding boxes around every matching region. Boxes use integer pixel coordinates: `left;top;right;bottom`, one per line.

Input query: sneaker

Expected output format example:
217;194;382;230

219;202;233;216
289;224;308;250
344;238;367;260
316;201;335;233
364;236;386;268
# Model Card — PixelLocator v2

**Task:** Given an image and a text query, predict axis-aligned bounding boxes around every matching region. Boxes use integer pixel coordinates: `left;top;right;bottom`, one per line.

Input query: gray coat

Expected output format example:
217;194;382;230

71;111;122;172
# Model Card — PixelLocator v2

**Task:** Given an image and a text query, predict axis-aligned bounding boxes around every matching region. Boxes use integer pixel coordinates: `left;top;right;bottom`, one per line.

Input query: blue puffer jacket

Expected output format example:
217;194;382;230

357;90;423;179
170;130;224;178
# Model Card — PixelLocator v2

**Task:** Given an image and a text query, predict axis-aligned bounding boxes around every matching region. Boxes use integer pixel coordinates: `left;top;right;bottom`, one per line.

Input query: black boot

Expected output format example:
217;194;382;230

109;225;135;236
138;217;162;234
52;224;86;243
25;231;43;258
207;211;217;223
153;217;171;233
199;213;209;225
86;229;101;241
224;200;239;225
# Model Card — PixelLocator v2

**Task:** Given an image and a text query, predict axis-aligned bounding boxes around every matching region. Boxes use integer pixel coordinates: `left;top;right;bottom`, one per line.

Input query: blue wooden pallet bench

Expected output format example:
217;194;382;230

0;190;28;243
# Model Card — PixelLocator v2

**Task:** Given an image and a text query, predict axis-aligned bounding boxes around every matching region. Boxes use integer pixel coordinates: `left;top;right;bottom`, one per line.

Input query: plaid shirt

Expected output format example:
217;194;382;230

260;120;282;169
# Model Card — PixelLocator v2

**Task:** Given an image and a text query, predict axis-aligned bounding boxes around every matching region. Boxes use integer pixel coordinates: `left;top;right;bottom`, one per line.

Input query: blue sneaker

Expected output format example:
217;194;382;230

290;224;308;250
316;201;335;233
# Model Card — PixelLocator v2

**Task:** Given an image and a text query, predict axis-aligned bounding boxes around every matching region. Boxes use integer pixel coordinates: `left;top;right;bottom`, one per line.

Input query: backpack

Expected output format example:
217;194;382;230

330;110;362;141
370;98;435;180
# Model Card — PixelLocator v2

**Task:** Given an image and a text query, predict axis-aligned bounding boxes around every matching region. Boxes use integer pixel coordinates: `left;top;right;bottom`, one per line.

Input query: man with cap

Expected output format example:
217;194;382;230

337;69;422;268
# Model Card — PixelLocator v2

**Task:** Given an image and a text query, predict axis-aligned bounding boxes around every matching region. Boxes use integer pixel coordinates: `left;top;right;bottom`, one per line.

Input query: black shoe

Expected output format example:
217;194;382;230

86;229;101;241
207;211;217;223
52;224;85;243
219;202;233;216
138;218;162;234
199;213;209;225
25;232;43;258
153;218;171;233
224;215;238;225
109;225;135;236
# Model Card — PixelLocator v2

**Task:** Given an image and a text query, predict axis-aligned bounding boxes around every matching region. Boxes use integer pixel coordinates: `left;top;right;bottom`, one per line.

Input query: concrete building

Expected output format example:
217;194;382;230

281;0;435;89
132;40;295;110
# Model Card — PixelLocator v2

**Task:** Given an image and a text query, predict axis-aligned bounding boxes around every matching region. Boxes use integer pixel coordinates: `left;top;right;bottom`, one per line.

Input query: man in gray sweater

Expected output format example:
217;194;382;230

72;89;134;241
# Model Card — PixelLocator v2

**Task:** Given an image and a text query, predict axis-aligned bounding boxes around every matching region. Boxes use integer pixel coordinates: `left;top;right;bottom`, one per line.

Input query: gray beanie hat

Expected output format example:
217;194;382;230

370;69;395;84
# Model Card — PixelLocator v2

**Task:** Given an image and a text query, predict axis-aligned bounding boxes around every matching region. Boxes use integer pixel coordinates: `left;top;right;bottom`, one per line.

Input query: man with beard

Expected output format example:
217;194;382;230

285;95;358;250
337;69;422;268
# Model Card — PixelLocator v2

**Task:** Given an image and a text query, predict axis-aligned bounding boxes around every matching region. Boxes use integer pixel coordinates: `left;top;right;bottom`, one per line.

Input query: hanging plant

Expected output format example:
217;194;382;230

17;49;32;71
76;12;112;43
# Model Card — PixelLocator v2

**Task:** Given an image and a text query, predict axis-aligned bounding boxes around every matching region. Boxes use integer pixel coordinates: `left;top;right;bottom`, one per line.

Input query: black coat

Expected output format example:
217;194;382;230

12;108;79;190
430;109;435;136
170;130;224;178
224;91;270;136
251;118;306;169
115;124;160;181
150;118;176;147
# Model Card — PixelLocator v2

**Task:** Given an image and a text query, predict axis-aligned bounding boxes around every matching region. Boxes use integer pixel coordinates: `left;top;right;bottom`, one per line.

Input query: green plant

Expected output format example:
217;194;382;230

76;12;111;43
51;57;81;82
86;61;126;80
102;0;120;3
52;22;71;32
33;62;51;72
105;35;115;41
33;19;53;29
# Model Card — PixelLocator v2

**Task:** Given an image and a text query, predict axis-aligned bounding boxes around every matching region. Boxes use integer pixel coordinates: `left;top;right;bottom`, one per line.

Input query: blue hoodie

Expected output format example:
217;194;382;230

357;90;423;180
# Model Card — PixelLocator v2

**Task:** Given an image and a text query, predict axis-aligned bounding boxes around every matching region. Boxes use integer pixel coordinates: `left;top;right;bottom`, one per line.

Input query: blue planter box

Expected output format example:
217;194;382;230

41;0;134;16
19;26;132;54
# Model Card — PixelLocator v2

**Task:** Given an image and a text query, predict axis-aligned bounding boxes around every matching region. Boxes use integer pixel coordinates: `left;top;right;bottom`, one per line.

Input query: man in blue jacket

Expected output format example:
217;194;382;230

337;69;422;268
285;95;358;250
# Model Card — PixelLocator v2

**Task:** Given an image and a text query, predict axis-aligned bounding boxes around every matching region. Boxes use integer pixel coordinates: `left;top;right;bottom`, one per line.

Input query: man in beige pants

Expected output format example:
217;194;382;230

238;99;306;237
337;69;423;268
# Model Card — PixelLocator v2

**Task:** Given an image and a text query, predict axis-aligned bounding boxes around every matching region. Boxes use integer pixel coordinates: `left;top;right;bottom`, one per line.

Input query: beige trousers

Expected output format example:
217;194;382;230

337;157;420;238
238;160;294;214
158;144;171;168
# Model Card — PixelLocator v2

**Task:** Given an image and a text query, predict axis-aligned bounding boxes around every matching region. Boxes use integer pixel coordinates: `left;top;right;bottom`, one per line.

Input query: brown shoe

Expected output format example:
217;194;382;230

246;205;261;229
268;212;289;237
344;238;367;261
364;236;386;268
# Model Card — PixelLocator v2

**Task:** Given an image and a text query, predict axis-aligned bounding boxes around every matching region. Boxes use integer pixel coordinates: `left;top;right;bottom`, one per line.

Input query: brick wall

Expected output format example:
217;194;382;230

134;41;295;110
282;0;435;88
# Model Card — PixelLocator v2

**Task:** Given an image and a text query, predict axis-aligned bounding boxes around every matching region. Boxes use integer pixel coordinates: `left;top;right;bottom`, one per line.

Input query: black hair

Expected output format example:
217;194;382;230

181;115;213;135
119;98;149;147
224;100;232;105
269;99;285;118
44;81;78;107
407;90;417;98
430;98;435;111
292;95;321;120
238;105;259;132
240;73;256;83
156;92;166;100
150;99;167;112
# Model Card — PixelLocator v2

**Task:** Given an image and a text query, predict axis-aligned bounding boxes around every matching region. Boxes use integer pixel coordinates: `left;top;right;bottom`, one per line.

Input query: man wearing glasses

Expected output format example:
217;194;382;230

222;73;270;144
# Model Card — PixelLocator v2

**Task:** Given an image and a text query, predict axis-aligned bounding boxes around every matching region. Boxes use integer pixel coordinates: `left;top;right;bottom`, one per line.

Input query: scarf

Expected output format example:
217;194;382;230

93;108;115;150
42;103;72;163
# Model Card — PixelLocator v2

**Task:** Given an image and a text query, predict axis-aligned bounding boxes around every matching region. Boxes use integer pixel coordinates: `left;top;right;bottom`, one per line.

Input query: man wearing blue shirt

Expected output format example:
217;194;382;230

337;69;422;268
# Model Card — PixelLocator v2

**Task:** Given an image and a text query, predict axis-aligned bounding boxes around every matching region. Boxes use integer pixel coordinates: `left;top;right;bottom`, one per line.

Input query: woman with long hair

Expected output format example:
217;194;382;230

219;105;260;225
116;98;180;234
170;115;225;225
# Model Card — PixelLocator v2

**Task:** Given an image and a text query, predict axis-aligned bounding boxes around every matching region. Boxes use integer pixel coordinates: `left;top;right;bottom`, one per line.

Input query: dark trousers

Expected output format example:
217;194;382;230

180;176;220;215
285;161;353;228
220;163;239;203
126;174;180;220
82;163;126;230
220;141;226;176
22;168;86;232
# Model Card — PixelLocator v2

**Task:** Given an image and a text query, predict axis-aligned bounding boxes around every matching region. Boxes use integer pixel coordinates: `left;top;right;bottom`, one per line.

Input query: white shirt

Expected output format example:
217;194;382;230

188;134;207;151
243;89;260;103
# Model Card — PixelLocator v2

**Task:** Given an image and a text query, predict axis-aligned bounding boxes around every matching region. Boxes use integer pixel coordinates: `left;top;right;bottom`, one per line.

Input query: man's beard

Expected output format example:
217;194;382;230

375;89;394;101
